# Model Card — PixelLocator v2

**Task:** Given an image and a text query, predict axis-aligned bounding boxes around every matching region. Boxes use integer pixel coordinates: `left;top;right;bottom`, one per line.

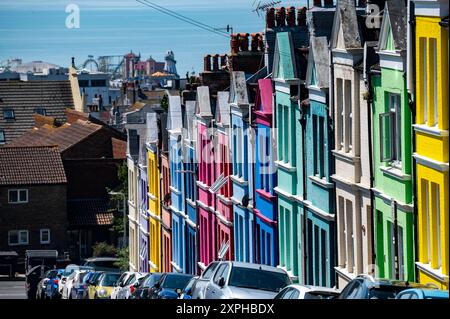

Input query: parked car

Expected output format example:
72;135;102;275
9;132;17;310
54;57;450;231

133;273;163;299
36;269;59;299
70;270;92;299
274;284;341;299
178;276;199;299
202;261;291;299
59;264;92;295
45;269;64;299
190;261;221;299
25;265;51;299
110;271;134;299
94;272;121;299
62;270;90;299
116;272;147;299
83;257;120;271
86;271;105;299
337;275;431;299
396;288;449;299
149;273;194;299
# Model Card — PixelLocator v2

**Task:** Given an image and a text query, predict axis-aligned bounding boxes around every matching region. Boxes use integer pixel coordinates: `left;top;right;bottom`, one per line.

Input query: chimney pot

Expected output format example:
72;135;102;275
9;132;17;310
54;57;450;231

230;34;239;55
297;7;307;27
257;33;264;51
276;7;286;27
239;33;249;52
287;6;296;27
204;55;211;72
266;8;276;29
212;54;220;71
220;55;227;69
251;33;259;52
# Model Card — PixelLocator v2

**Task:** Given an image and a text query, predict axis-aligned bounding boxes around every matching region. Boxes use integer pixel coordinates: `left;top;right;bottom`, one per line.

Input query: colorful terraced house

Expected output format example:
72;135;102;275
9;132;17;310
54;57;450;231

230;71;255;263
168;94;187;273
371;0;415;282
182;96;198;274
195;86;217;270
253;78;278;267
303;35;336;287
147;111;162;273
412;0;449;289
214;91;234;261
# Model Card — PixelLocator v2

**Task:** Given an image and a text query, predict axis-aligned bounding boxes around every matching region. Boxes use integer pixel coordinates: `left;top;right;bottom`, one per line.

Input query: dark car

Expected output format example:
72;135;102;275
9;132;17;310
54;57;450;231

26;265;51;299
134;273;163;299
179;276;199;299
45;269;64;299
150;273;194;299
337;275;431;299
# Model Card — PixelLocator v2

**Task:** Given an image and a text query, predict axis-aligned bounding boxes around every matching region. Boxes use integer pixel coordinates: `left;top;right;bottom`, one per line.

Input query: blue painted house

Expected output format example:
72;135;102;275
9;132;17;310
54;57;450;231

303;35;336;287
253;78;278;267
168;94;186;273
182;97;198;275
230;71;254;263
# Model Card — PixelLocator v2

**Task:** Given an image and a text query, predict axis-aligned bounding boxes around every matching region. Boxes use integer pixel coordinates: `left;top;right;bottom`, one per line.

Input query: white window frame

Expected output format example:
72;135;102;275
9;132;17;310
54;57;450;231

0;129;5;144
8;230;29;246
8;189;28;204
40;229;51;244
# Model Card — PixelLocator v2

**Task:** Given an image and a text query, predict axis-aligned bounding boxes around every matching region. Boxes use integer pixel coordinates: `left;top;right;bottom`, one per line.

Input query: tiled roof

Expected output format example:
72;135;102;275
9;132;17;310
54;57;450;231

67;199;115;227
0;80;74;144
111;137;127;159
0;146;67;186
10;119;102;153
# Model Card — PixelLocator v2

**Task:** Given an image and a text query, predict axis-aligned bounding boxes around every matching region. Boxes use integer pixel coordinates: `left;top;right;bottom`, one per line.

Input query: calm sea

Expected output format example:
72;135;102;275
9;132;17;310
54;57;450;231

0;1;278;75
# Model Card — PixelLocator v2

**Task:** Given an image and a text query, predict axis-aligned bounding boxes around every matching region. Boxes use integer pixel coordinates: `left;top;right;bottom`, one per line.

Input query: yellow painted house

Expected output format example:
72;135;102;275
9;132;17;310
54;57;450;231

413;0;449;290
147;113;162;273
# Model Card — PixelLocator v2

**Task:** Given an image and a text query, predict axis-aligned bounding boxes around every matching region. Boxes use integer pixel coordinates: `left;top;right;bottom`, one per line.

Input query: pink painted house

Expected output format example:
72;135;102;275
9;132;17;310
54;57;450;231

214;91;234;261
195;86;216;270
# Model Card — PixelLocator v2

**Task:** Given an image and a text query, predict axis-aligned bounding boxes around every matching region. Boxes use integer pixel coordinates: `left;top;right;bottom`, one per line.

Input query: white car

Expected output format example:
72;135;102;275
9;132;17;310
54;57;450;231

62;270;89;299
110;271;134;300
116;272;147;299
274;284;342;299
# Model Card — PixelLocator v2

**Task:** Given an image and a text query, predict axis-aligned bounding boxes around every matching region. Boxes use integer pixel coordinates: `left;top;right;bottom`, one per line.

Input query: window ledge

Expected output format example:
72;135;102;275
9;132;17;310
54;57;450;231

274;161;297;172
230;175;248;186
186;198;197;208
309;175;334;189
332;150;359;164
197;262;207;271
416;262;449;283
216;194;233;205
334;266;358;281
196;181;210;191
413;153;449;172
169;186;181;195
379;166;411;181
413;124;449;137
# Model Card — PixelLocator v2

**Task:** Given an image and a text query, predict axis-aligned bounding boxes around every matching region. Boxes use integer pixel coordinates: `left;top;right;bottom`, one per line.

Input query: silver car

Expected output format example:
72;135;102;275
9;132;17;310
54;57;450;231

201;261;292;299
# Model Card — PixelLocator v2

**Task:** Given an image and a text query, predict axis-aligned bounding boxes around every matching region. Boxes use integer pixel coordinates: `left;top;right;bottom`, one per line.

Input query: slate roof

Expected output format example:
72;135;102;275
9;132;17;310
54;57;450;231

183;100;196;141
0;146;67;186
307;6;336;41
67;199;114;227
380;0;407;51
10;119;102;153
196;86;213;118
230;72;249;106
0;80;74;144
331;0;363;49
216;91;231;126
167;94;183;132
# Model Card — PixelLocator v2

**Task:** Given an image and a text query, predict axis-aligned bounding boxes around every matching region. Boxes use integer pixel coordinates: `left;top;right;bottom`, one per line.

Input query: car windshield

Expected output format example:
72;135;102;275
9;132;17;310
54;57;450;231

90;273;103;285
144;274;162;288
228;267;291;292
124;274;135;285
369;286;405;299
63;266;77;277
304;292;339;299
162;275;193;290
100;274;121;287
47;270;59;279
183;278;196;293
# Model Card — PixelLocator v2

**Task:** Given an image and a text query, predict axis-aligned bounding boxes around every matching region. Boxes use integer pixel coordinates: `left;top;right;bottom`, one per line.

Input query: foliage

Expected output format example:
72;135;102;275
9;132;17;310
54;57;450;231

160;93;169;111
92;242;118;257
114;247;129;271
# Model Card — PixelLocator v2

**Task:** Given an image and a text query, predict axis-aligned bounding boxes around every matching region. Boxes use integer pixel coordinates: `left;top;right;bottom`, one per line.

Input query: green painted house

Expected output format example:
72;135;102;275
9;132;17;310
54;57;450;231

370;0;415;282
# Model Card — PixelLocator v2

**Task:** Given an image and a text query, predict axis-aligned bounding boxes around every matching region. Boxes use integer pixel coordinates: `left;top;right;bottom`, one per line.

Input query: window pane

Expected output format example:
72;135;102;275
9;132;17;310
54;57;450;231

379;112;393;162
430;38;438;126
19;190;27;202
9;231;19;245
420;38;428;124
19;231;28;244
9;190;18;203
0;130;5;143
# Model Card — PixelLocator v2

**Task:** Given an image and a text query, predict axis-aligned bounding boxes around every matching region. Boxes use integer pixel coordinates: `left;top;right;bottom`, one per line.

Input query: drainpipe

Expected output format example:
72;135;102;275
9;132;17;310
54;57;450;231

392;200;400;280
408;1;419;281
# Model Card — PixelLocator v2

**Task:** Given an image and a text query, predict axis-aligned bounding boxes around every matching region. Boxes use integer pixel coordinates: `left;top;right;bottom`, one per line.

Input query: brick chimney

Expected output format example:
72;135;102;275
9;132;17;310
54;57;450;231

212;54;220;71
276;7;286;27
230;34;239;55
266;8;276;29
204;54;211;72
220;54;227;69
258;33;264;51
287;6;296;27
297;7;307;27
239;33;250;52
251;33;259;51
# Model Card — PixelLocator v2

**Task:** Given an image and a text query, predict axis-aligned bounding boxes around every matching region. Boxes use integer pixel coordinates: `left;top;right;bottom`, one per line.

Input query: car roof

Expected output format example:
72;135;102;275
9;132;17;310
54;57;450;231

229;261;288;274
400;288;449;298
85;257;119;261
355;275;430;289
288;284;341;293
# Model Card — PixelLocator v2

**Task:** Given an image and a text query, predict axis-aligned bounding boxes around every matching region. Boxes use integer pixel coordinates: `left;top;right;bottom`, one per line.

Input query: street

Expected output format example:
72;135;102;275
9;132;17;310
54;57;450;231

0;278;26;299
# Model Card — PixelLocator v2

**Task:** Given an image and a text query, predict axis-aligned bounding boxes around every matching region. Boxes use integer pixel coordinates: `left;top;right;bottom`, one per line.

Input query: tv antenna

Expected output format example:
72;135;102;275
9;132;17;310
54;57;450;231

252;0;282;17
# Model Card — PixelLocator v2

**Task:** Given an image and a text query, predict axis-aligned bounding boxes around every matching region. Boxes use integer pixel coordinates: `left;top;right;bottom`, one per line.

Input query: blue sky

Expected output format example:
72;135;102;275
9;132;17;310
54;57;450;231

0;0;309;74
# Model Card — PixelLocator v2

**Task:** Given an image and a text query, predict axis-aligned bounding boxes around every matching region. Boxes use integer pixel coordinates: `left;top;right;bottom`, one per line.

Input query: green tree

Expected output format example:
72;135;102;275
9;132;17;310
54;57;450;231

92;242;118;257
160;93;169;112
114;247;129;271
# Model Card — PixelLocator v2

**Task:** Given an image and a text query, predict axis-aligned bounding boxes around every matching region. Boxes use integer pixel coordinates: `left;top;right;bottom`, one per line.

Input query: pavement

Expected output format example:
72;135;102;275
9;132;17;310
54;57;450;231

0;276;26;299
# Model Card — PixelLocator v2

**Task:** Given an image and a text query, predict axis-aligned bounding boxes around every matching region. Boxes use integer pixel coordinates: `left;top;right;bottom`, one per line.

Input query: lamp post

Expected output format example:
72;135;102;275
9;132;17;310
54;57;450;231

108;191;127;248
